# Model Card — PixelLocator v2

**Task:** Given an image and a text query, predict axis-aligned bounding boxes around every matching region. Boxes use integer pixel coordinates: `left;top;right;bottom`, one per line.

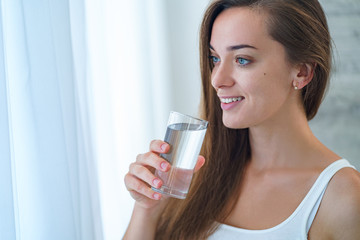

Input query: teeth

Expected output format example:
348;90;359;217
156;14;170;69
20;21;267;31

220;97;243;103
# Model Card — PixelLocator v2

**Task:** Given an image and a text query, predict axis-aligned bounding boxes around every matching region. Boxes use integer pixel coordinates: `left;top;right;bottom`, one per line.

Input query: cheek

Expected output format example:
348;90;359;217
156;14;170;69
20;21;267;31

240;71;270;97
244;71;290;113
249;65;292;96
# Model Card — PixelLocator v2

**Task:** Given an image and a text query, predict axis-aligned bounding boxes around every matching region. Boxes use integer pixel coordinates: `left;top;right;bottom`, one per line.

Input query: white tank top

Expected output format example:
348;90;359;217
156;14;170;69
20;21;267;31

207;159;356;240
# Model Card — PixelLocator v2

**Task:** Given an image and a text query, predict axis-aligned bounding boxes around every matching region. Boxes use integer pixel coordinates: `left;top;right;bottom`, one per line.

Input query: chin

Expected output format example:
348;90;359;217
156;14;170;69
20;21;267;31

222;115;248;129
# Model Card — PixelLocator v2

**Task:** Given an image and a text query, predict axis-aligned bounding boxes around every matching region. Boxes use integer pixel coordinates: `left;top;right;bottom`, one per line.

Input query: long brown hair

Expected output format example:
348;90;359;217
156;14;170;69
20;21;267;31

156;0;332;239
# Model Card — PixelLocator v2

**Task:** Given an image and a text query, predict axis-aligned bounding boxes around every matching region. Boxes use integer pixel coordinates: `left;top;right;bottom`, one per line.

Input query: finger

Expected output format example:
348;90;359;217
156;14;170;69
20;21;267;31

129;191;163;209
194;155;206;172
149;139;170;154
136;152;171;172
129;189;147;202
129;163;163;188
124;173;162;200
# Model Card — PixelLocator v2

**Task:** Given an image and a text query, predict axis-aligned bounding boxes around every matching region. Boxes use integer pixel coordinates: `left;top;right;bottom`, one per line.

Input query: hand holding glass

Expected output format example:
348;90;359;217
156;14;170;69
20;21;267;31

152;111;208;199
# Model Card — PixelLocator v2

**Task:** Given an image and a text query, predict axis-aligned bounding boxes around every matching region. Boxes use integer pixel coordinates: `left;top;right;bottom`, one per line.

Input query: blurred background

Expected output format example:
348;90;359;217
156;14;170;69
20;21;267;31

0;0;359;239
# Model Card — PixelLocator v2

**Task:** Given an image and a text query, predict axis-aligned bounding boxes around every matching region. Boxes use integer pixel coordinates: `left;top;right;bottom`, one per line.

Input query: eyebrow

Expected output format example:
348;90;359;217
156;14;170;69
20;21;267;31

209;44;257;51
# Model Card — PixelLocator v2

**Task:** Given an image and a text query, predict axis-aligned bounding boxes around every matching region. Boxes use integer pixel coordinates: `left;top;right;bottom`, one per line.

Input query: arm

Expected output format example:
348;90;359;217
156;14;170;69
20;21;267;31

123;140;206;240
329;168;360;240
311;167;360;240
123;202;167;240
123;140;171;240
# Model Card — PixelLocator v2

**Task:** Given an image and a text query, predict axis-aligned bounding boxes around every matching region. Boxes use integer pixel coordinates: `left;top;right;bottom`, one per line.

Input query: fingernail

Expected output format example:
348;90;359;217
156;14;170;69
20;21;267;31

161;162;168;170
161;143;167;151
153;178;161;187
153;193;161;200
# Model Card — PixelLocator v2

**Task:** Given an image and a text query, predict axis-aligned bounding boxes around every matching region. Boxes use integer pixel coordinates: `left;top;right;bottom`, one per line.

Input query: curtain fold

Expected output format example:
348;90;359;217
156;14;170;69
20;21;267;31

0;0;102;239
0;2;16;239
83;1;173;238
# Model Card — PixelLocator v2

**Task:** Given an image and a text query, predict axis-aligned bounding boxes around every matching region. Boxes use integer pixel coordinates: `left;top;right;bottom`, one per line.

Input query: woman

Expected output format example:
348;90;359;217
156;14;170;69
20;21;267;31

124;0;360;239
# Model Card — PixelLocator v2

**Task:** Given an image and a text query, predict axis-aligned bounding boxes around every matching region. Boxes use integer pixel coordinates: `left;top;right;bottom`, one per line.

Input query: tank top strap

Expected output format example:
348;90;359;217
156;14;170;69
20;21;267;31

207;159;357;240
299;159;356;233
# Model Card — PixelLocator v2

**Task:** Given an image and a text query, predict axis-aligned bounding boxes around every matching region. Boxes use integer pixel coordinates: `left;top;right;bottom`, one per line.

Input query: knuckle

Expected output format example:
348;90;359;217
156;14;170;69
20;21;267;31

136;153;143;162
134;181;144;193
139;168;154;184
124;174;135;191
124;173;135;185
124;173;130;184
150;139;163;151
133;152;162;172
132;165;145;176
124;174;151;199
129;162;136;171
142;152;156;165
143;151;153;159
150;139;157;147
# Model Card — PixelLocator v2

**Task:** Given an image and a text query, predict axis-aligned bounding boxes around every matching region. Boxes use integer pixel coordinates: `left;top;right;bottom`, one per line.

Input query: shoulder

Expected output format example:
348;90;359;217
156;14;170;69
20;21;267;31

317;165;360;239
327;166;360;207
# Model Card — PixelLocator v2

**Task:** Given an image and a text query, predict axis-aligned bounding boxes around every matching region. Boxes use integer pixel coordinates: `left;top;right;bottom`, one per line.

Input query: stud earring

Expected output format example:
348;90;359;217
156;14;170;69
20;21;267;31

293;82;298;90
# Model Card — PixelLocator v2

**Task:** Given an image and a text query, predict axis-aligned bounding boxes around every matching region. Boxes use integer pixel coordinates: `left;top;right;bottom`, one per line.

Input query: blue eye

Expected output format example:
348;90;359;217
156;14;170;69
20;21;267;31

209;56;220;64
236;57;251;66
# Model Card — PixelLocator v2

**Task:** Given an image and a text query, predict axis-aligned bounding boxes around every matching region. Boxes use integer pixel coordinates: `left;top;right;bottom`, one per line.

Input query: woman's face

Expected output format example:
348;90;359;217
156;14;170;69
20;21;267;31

210;7;298;129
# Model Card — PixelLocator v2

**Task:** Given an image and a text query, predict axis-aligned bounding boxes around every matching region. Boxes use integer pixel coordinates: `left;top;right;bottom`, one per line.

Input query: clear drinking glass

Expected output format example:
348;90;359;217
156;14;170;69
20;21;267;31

152;111;208;199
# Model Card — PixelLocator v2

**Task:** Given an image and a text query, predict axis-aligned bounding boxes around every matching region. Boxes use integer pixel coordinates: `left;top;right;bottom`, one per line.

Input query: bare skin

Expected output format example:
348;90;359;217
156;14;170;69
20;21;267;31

123;140;205;240
210;7;360;239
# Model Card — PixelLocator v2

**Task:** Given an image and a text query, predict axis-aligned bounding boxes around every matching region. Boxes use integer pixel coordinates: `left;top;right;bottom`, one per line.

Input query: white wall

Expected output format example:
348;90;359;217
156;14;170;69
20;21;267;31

310;0;360;169
164;0;210;117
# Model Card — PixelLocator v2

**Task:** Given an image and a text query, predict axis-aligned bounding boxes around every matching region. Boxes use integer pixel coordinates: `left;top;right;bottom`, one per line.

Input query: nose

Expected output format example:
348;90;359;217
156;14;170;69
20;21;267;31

211;61;235;91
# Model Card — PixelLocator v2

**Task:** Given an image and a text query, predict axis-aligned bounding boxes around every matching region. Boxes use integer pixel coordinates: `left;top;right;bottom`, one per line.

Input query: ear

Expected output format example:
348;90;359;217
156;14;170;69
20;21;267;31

292;63;316;90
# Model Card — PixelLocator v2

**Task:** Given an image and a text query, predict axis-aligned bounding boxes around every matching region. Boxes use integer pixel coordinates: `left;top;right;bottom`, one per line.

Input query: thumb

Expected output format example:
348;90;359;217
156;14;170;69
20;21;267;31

194;155;205;173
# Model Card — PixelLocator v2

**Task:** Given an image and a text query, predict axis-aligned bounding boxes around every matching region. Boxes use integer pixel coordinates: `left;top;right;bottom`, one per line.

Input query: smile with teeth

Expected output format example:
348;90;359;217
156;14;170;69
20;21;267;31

220;97;244;104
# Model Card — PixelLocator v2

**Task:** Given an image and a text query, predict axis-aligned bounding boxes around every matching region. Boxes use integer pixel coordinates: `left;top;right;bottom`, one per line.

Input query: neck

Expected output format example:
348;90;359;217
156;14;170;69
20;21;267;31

248;105;333;171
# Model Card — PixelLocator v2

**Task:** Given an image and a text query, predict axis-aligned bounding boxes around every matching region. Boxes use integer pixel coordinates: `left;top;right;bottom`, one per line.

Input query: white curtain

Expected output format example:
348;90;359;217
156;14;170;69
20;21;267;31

0;0;102;239
0;0;172;239
1;0;209;239
85;1;172;238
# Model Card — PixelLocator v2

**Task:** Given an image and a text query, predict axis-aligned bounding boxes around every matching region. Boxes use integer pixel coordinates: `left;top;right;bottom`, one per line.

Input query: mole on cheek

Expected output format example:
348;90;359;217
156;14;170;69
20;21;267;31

263;73;266;75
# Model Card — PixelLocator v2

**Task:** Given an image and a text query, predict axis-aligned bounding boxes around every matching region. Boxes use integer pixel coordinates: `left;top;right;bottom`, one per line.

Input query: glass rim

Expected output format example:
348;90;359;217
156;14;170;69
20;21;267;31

170;111;208;126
